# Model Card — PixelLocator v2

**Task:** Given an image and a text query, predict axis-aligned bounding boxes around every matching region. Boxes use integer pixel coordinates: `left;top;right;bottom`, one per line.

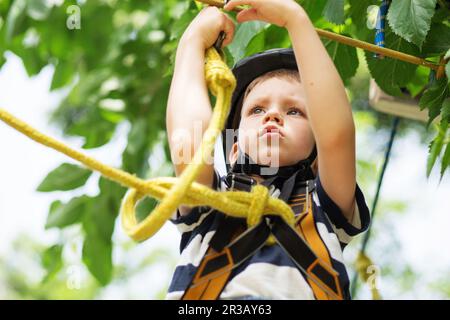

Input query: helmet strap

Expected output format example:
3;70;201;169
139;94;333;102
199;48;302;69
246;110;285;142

229;145;316;180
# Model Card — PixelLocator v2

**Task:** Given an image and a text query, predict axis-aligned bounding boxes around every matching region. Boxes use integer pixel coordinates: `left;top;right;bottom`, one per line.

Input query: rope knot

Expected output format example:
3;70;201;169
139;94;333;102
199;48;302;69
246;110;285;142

205;48;236;97
247;184;269;227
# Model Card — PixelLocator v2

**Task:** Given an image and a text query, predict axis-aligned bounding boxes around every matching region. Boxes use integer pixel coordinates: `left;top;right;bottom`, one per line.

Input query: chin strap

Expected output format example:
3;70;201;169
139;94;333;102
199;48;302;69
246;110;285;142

225;145;317;203
229;145;316;178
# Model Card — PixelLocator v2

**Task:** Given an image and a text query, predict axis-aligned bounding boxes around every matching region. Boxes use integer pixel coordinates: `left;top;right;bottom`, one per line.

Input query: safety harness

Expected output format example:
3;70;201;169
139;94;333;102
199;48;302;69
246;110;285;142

182;148;346;300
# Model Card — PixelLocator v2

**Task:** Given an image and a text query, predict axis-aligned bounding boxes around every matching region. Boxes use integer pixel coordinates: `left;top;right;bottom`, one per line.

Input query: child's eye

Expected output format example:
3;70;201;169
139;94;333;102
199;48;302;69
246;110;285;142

250;106;265;114
287;108;303;116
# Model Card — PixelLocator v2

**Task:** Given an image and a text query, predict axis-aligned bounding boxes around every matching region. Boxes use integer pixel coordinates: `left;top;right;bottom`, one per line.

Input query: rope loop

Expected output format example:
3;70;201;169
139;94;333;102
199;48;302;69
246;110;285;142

0;46;294;245
247;184;269;227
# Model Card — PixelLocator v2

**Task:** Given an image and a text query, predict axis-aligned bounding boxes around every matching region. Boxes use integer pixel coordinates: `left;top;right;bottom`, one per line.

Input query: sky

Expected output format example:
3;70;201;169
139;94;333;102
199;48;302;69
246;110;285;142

0;52;449;299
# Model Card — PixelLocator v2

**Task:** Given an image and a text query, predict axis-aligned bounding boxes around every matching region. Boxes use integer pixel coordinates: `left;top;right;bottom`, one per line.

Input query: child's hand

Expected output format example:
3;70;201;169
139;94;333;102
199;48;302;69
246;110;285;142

224;0;304;29
181;6;236;50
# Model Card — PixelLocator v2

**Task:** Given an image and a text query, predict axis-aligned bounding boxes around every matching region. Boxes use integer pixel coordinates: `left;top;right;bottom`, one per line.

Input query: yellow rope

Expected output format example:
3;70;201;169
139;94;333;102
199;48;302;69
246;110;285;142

0;47;296;243
355;251;382;300
247;184;277;245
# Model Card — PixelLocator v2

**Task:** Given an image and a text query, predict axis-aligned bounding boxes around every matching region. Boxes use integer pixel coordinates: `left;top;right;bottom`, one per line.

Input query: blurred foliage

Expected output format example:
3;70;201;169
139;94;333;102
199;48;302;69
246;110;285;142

0;234;99;299
0;0;449;297
0;233;177;299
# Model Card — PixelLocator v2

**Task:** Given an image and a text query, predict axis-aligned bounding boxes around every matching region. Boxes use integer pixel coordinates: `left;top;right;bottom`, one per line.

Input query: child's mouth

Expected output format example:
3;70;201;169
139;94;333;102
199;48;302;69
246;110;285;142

260;125;283;138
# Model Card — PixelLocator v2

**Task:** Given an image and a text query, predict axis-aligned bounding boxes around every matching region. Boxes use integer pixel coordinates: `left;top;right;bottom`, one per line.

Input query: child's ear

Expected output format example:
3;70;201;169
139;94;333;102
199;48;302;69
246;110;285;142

228;142;238;166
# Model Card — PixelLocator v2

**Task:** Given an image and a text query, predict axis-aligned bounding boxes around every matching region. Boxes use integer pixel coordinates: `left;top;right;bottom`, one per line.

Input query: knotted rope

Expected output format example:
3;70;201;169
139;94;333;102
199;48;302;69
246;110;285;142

0;47;296;243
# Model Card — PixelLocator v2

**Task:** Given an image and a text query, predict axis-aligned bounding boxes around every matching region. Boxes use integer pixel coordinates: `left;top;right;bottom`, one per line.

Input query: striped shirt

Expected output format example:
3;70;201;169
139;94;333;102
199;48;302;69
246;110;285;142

166;169;370;300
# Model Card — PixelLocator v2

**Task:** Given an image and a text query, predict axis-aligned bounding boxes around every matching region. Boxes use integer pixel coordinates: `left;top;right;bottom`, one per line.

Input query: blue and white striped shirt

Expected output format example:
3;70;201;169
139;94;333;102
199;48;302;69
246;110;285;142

166;170;370;300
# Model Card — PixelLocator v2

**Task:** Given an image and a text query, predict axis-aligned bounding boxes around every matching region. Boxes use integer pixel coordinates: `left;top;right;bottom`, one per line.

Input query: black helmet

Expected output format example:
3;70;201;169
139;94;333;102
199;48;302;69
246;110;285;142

226;48;298;133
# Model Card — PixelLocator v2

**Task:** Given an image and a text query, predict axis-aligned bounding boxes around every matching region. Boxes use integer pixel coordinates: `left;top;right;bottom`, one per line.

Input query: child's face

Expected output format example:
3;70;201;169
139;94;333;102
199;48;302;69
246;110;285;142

229;77;315;168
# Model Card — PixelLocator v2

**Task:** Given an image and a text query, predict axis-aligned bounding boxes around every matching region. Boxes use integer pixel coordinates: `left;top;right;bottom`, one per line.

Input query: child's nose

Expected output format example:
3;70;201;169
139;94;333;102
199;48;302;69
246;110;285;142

263;109;283;126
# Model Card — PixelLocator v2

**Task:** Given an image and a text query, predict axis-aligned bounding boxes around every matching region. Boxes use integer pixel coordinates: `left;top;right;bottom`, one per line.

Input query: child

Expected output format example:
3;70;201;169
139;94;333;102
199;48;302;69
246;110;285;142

165;0;370;300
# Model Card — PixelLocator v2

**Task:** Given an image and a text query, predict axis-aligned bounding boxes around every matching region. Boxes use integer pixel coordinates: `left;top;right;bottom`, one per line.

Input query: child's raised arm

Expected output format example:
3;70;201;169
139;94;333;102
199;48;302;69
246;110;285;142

166;7;235;215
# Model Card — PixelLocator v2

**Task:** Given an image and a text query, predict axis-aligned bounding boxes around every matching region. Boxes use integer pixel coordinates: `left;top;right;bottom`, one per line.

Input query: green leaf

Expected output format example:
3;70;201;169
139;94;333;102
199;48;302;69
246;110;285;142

62;105;117;149
387;0;437;48
122;118;150;176
419;77;449;126
365;28;420;96
135;196;158;222
300;0;328;23
80;177;124;286
348;0;379;28
323;0;345;25
11;44;47;76
228;21;267;63
51;59;76;90
170;9;197;41
82;234;112;286
422;23;450;56
427;120;448;176
41;244;63;283
45;196;90;229
245;30;265;57
263;24;290;49
98;176;126;209
0;52;6;70
441;141;450;179
37;163;92;192
442;98;450;122
406;65;430;98
322;33;359;83
440;99;450;178
83;177;125;242
432;2;450;22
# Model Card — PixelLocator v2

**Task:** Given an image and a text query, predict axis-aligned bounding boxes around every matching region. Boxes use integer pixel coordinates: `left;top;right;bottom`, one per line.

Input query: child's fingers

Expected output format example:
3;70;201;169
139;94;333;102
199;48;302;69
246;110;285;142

221;15;236;47
236;8;258;23
224;0;254;12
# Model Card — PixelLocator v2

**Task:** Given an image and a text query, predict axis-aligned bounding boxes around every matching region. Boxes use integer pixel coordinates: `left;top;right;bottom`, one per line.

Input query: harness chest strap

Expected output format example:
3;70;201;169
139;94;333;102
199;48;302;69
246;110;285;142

181;184;345;300
181;218;269;300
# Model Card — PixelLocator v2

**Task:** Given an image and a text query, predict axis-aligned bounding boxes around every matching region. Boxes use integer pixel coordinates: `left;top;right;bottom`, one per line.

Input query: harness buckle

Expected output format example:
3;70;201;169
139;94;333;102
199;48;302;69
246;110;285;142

225;173;257;192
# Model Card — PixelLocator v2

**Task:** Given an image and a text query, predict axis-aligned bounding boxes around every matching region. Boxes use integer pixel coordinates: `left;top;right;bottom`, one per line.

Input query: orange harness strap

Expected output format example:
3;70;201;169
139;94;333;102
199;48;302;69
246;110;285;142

181;247;233;300
182;194;344;300
182;225;245;300
297;194;343;300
